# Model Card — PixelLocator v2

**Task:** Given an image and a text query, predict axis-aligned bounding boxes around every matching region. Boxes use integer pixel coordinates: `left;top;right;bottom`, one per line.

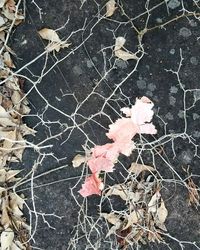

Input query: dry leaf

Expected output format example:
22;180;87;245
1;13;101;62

101;212;121;225
72;154;86;168
128;163;155;176
19;124;36;136
1;198;11;228
105;184;141;202
38;28;61;43
6;169;21;182
1;228;14;250
2;129;16;151
46;41;71;52
148;191;161;213
4;52;15;68
115;50;138;61
10;192;24;217
123;209;143;230
106;221;122;238
0;16;5;27
0;0;6;8
11;91;21;110
156;198;168;230
106;0;116;17
114;37;138;61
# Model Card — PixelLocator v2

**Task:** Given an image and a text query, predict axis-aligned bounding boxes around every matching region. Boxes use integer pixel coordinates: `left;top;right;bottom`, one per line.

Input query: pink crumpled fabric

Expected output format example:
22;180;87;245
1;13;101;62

79;173;104;197
79;97;157;197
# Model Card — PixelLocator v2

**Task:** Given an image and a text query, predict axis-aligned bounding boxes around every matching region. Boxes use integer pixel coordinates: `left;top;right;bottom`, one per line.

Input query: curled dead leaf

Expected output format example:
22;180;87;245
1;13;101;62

114;37;138;61
148;191;161;214
72;154;86;168
106;0;116;17
105;184;141;202
101;212;121;225
128;162;155;176
123;209;143;230
38;28;61;43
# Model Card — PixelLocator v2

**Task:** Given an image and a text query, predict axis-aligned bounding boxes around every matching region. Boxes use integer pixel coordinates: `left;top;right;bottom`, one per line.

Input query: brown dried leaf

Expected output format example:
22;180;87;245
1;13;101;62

6;169;21;182
11;90;21;109
2;129;16;151
4;52;15;68
123;209;143;230
156;198;168;224
128;162;155;176
106;221;122;238
72;154;86;168
148;191;161;213
1;198;11;228
2;7;24;21
19;124;36;136
10;192;24;217
101;212;121;225
105;184;141;201
106;0;116;17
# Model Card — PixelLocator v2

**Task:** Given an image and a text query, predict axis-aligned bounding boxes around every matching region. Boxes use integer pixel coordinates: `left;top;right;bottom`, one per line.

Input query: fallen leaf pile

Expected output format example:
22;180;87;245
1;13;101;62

0;1;33;248
0;0;24;52
0;169;30;249
101;164;168;248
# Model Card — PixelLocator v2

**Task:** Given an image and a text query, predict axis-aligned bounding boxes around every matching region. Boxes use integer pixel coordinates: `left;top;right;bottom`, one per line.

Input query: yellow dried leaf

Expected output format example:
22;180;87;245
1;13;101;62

72;154;86;168
106;0;116;17
128;163;155;176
